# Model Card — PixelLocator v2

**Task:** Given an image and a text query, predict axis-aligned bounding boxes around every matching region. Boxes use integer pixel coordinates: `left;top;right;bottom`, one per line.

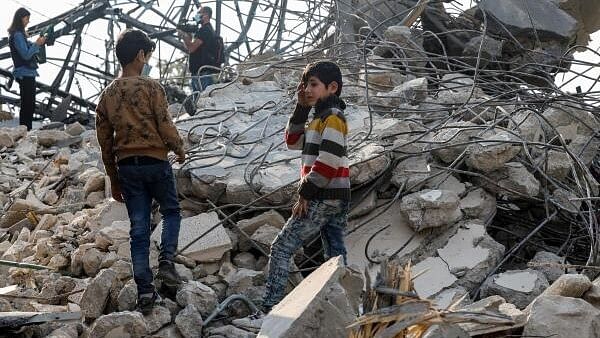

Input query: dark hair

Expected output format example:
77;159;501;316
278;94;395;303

115;29;156;67
8;8;30;34
200;6;212;18
301;61;343;96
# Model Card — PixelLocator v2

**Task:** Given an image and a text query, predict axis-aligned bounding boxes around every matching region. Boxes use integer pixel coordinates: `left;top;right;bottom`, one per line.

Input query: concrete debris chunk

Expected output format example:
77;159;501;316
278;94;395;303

175;304;203;338
538;273;592;299
88;311;148;338
431;121;479;164
479;0;578;42
476;162;540;199
257;256;362;338
523;295;600;338
400;189;463;231
528;251;569;282
481;269;548;309
459;188;496;221
143;306;171;334
457;295;526;335
437;221;504;290
175;280;218;317
465;130;521;172
79;268;118;320
412;257;458;299
152;212;232;263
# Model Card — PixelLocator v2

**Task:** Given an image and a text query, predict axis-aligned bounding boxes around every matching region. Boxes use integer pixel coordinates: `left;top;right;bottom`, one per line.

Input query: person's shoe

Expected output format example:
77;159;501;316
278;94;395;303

156;260;182;287
232;312;265;333
137;292;161;315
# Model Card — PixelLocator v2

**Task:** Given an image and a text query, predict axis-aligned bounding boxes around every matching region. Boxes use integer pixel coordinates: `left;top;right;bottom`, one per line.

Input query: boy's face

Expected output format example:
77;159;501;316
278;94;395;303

303;76;338;106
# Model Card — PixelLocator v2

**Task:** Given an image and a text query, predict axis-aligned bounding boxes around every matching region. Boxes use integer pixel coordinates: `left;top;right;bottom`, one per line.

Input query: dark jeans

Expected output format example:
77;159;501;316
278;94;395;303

190;69;215;93
17;76;35;130
117;158;182;295
262;199;350;308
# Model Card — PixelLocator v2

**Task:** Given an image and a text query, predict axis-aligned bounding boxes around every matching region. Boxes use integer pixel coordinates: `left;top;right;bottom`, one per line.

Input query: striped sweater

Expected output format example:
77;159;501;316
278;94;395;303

285;95;350;200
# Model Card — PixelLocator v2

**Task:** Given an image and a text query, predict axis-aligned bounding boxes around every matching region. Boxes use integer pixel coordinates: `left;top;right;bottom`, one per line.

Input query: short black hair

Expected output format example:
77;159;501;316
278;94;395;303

115;29;156;67
301;61;343;96
200;6;212;18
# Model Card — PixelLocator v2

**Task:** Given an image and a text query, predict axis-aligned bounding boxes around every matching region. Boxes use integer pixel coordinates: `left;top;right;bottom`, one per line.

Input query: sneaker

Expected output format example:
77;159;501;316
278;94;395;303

137;292;161;315
232;312;265;333
156;260;182;287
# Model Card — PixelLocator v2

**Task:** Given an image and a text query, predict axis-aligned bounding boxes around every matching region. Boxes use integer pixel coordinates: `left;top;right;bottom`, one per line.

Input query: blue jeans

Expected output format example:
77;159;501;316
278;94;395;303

262;199;350;308
190;70;214;93
117;159;181;295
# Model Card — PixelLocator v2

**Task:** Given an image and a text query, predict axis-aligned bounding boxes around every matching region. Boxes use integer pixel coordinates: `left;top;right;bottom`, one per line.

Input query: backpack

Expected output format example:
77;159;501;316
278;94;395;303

213;35;225;67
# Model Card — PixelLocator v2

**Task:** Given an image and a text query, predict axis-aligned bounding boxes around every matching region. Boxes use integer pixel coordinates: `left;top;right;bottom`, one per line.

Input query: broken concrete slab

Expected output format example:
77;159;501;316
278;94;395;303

465;130;521;173
413;257;458;299
437;221;504;290
152;212;232;263
481;269;549;309
257;256;362;338
345;200;424;281
479;0;578;43
400;189;463;231
431;287;471;310
475;162;540;199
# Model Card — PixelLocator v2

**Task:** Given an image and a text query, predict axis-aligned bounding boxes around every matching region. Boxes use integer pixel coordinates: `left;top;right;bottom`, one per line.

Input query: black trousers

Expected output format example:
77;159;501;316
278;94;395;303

17;76;35;130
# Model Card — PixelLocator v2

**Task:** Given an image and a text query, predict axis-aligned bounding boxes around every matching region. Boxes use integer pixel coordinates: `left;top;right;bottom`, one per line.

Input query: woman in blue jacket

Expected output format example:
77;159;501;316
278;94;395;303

8;8;46;130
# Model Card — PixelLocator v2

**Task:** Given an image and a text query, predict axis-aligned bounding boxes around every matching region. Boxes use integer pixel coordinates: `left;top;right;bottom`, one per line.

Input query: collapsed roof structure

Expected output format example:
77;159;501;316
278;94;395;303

0;0;600;337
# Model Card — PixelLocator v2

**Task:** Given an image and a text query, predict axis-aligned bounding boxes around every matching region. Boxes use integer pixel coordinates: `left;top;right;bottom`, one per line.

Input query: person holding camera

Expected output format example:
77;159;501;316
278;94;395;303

7;8;46;130
178;6;218;93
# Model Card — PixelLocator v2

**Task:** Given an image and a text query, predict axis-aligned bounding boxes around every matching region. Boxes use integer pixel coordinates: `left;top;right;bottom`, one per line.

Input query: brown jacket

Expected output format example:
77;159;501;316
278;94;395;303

95;76;184;185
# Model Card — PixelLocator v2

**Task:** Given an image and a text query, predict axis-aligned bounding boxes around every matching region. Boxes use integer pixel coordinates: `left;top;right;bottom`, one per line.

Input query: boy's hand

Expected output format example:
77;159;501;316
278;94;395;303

111;183;124;203
292;197;309;217
296;82;310;108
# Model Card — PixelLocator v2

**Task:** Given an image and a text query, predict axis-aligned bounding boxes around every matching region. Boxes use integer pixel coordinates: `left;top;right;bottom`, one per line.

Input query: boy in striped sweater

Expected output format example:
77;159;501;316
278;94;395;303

262;61;350;311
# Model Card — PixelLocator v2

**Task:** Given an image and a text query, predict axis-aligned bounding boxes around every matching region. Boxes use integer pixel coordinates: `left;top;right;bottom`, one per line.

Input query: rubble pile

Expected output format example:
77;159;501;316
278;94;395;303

0;0;600;337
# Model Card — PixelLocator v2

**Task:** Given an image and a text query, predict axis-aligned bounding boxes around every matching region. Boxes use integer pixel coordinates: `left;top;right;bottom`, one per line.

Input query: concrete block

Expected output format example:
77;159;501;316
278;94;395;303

152;212;232;263
257;256;362;338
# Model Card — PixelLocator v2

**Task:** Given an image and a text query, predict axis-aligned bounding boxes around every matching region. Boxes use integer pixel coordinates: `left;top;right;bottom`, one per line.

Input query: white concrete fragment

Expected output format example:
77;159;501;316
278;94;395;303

495;271;538;292
152;212;232;263
257;256;362;338
413;257;458;298
346;200;424;281
437;223;490;274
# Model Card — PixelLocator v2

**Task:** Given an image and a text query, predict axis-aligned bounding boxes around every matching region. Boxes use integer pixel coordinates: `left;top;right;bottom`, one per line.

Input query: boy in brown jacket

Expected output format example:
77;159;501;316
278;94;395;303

96;29;185;314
